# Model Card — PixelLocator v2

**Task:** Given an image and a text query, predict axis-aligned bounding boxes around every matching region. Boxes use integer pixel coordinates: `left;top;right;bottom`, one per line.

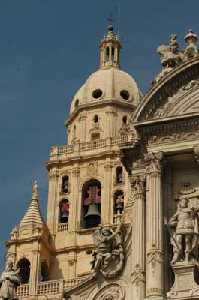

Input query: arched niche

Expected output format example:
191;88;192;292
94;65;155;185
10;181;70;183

82;179;101;229
17;258;30;284
59;199;69;224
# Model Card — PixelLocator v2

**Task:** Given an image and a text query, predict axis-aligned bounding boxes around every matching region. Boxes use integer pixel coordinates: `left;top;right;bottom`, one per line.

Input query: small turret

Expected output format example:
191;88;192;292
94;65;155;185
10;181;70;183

99;24;122;69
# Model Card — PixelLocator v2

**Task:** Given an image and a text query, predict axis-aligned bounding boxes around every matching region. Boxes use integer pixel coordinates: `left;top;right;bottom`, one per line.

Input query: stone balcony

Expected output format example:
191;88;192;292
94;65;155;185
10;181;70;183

16;275;90;299
49;135;134;161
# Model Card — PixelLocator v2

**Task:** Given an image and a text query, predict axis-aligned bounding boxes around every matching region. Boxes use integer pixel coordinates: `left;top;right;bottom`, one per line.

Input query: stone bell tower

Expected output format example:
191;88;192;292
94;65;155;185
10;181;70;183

46;23;141;280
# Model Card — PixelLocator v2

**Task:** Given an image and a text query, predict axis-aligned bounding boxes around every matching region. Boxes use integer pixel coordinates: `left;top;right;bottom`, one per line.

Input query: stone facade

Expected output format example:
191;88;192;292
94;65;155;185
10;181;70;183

2;26;199;300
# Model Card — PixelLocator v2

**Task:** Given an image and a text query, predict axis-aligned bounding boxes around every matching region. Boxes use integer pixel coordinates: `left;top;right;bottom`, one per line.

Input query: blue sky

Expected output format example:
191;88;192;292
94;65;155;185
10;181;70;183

0;0;199;269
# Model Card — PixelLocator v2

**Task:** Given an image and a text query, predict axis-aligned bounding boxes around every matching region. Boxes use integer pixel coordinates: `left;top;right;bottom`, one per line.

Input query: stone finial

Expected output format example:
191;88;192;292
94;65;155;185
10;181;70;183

184;29;198;59
32;180;39;200
157;34;182;68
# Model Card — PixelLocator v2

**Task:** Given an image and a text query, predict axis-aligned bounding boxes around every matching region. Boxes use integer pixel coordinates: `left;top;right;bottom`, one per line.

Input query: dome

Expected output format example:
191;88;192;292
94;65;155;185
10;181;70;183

70;67;142;114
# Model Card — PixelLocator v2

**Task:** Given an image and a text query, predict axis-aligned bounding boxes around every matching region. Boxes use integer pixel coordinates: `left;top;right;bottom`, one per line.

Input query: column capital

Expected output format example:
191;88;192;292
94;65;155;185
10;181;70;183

130;175;145;198
48;168;59;179
72;167;80;177
145;151;164;175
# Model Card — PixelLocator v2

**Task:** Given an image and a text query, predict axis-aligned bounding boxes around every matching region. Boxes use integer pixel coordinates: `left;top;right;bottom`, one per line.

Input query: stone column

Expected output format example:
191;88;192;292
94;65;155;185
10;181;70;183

145;152;164;299
130;175;146;300
47;167;59;237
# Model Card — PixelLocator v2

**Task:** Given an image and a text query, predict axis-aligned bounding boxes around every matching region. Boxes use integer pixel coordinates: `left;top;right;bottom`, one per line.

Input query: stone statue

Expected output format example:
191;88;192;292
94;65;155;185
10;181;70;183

0;260;20;300
168;196;199;264
91;223;124;278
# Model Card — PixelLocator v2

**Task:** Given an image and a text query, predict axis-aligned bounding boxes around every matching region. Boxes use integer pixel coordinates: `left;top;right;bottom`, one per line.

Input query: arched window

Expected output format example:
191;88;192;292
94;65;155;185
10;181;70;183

17;258;30;284
61;175;69;193
113;190;124;215
74;99;79;109
111;47;115;61
93;115;99;123
59;199;69;224
82;179;101;229
40;260;49;282
116;166;123;184
106;47;110;61
122;116;127;125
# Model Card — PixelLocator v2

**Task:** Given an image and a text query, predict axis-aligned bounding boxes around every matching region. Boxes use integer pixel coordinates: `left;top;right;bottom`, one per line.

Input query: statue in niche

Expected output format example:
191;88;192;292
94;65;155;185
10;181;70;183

0;260;20;300
168;195;199;264
91;223;124;278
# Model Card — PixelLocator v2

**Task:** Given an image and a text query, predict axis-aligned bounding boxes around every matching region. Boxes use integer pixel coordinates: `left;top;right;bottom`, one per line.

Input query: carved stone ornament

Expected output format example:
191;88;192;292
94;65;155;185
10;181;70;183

131;266;145;285
146;250;163;274
91;223;125;279
0;260;20;300
168;187;199;265
87;162;98;177
145;152;163;175
93;284;125;300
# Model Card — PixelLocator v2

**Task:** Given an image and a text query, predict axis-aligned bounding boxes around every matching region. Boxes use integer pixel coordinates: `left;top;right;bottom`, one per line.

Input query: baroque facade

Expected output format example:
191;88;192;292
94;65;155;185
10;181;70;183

1;26;199;300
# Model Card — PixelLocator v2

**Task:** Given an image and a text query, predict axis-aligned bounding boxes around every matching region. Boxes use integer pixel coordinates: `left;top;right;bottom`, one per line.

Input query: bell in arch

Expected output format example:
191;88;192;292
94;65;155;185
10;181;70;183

84;203;101;228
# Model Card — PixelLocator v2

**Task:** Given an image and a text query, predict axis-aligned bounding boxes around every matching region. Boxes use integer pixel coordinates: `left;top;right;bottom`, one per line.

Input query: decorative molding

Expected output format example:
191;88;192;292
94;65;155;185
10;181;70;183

72;167;80;177
131;266;145;285
145;152;163;175
93;283;125;300
147;250;163;274
48;168;59;178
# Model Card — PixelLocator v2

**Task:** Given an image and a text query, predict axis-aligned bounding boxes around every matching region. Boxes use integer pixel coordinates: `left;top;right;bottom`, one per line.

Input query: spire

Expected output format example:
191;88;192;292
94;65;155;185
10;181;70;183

20;181;43;227
99;23;122;69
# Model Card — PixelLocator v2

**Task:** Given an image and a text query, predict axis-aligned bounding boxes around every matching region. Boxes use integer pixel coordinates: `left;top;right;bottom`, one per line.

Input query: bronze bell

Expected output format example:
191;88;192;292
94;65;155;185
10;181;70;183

85;203;101;228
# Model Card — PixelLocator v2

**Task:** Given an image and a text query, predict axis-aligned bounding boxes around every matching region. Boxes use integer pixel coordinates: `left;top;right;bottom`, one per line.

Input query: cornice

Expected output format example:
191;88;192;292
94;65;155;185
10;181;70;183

133;56;199;122
46;149;121;168
66;99;135;126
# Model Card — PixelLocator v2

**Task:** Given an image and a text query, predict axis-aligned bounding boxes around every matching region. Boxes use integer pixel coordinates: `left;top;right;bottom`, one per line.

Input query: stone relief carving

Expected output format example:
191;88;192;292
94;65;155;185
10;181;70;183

156;34;183;82
153;79;199;119
91;223;124;278
155;30;198;83
93;284;125;300
168;189;199;264
0;260;20;300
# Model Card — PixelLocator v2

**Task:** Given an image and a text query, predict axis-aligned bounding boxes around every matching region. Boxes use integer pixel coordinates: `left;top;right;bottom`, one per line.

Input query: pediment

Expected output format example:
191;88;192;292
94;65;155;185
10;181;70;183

152;80;199;119
133;57;199;122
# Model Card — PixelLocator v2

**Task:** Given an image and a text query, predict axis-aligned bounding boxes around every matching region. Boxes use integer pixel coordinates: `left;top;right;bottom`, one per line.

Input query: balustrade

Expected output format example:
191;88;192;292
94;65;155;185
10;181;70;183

37;280;61;295
50;135;132;159
16;284;30;297
58;223;68;232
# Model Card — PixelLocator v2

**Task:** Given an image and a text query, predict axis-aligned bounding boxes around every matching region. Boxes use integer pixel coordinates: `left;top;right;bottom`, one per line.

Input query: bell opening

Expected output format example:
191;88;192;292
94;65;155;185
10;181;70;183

82;179;101;229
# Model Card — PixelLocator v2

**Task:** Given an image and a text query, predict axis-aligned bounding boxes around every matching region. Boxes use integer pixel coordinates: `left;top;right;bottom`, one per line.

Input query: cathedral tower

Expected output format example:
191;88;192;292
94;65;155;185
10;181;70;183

5;24;141;295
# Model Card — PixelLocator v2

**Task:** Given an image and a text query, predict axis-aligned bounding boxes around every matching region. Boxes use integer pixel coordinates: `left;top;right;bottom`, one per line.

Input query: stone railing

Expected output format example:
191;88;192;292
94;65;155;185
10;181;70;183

58;223;68;232
37;280;63;295
16;284;30;297
50;134;133;160
16;276;90;298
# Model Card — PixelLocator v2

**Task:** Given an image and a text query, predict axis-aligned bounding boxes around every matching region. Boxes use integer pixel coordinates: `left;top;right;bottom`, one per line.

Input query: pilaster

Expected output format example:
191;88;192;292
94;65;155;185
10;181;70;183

130;175;146;300
69;167;80;231
145;152;165;299
30;243;40;296
103;160;113;225
47;167;59;236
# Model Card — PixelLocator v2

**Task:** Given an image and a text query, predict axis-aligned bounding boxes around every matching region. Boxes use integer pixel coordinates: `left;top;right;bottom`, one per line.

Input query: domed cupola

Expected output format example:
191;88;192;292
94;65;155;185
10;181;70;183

67;25;142;144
